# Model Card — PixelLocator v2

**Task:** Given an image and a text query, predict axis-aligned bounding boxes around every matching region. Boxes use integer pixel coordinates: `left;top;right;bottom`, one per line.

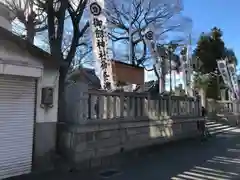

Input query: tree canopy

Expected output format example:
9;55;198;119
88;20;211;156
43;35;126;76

224;48;237;65
193;27;238;99
193;27;225;73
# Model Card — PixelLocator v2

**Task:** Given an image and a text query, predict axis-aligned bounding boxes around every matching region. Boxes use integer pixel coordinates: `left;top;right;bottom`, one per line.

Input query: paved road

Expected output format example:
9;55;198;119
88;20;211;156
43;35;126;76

110;128;240;180
9;122;240;180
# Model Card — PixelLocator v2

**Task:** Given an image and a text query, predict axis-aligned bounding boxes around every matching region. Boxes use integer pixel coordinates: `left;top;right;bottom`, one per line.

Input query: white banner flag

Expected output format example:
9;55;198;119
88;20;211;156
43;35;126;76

144;26;163;93
227;63;239;99
144;26;157;61
217;60;234;97
89;0;115;90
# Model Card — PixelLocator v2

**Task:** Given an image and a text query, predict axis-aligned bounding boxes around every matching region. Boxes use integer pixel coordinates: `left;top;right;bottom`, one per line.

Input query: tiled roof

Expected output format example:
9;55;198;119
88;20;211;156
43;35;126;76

67;68;101;89
134;80;159;93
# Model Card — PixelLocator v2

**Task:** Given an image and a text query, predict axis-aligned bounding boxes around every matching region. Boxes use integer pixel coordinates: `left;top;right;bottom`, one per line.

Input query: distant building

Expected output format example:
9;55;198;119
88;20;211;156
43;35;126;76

134;80;158;93
66;60;145;92
66;67;101;90
111;60;145;91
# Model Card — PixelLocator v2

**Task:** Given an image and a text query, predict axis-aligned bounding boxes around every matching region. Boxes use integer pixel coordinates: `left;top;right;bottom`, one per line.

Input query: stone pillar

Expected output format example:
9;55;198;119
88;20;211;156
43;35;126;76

220;89;226;100
199;88;206;107
232;100;239;125
90;95;98;118
65;82;88;124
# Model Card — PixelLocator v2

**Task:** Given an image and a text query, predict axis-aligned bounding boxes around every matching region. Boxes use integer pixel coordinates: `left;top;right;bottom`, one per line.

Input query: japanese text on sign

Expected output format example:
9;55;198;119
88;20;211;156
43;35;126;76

89;0;113;90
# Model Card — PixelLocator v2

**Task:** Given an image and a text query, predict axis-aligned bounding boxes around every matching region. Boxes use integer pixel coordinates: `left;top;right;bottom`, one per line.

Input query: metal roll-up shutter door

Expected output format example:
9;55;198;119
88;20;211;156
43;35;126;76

0;75;35;179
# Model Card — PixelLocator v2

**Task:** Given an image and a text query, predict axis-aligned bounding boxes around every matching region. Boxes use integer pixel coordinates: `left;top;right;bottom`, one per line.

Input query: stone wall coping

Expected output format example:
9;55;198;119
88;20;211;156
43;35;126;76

59;117;203;133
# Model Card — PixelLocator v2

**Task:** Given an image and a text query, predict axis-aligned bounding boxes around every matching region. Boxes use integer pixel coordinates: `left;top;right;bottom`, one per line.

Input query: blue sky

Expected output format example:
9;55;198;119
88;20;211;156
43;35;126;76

147;0;240;87
182;0;240;68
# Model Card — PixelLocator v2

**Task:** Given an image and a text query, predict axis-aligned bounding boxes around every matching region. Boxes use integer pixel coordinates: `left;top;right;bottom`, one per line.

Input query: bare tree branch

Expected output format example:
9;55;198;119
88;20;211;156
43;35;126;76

4;0;48;43
106;0;191;66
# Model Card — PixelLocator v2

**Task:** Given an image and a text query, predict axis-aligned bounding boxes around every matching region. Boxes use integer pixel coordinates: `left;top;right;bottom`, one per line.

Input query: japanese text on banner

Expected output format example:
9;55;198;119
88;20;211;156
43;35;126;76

89;0;114;90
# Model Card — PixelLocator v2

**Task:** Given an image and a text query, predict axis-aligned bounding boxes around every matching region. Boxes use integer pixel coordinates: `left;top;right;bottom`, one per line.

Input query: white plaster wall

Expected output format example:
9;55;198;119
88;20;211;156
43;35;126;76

0;40;43;68
0;63;42;77
0;40;43;78
36;67;59;123
0;39;59;123
0;16;11;30
0;2;14;31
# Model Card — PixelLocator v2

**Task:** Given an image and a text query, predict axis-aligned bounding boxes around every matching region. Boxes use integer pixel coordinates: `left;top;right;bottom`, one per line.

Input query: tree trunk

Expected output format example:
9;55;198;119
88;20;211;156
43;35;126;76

153;65;166;93
26;28;35;43
161;58;167;92
57;66;68;123
131;42;135;65
56;66;68;155
153;66;160;80
26;20;35;44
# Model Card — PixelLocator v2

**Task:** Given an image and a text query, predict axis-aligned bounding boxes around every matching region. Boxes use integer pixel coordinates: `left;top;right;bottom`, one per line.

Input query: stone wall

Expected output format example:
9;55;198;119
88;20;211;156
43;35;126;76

207;99;240;126
59;118;199;168
59;90;202;168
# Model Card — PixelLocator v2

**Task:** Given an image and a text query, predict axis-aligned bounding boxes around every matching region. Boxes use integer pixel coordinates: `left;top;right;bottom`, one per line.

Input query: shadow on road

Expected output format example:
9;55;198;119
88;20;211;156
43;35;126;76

7;121;240;180
110;122;240;180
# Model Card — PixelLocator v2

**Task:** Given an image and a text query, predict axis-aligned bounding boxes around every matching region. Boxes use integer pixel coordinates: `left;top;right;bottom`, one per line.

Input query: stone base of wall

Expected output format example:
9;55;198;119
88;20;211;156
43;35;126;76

33;122;57;172
60;133;200;172
58;118;201;170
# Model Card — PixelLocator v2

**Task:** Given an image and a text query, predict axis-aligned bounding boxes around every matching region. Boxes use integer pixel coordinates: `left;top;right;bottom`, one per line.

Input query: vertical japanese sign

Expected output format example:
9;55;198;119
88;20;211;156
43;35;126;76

186;39;193;87
183;63;191;86
217;60;234;98
89;0;115;90
144;28;163;93
179;47;190;93
227;63;239;99
144;29;159;70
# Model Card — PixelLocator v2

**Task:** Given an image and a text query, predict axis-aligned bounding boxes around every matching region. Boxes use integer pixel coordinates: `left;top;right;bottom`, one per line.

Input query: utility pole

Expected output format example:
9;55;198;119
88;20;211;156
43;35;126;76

169;47;172;92
186;33;193;96
174;70;177;90
168;42;178;92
